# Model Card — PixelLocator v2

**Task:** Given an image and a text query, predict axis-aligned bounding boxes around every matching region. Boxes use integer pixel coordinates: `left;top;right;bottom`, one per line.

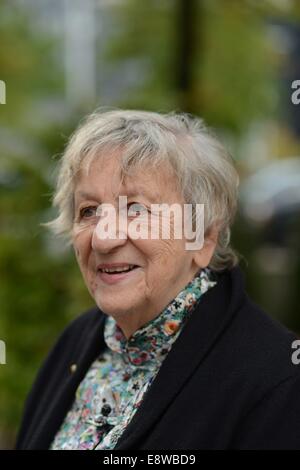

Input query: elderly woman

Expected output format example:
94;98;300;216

17;110;300;450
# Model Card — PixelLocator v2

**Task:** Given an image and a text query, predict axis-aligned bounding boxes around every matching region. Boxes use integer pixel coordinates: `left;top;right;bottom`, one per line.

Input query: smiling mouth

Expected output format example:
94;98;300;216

98;265;139;275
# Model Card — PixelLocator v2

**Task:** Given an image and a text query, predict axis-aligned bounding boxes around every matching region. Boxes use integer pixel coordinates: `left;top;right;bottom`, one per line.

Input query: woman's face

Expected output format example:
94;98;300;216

72;151;216;338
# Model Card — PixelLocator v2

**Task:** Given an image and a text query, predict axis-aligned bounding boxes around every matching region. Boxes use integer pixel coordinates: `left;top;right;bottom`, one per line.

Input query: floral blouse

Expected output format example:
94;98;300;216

50;268;217;450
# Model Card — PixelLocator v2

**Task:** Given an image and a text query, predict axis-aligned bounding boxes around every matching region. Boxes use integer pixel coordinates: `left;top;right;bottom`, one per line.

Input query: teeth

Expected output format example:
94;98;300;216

100;265;136;273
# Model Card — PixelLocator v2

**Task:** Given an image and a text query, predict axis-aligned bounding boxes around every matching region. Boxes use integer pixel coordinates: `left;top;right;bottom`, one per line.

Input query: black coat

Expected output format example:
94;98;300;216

16;266;300;450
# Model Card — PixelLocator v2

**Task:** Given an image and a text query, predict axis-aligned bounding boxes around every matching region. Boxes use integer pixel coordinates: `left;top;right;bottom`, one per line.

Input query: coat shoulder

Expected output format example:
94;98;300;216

39;306;105;366
15;306;105;449
222;293;300;386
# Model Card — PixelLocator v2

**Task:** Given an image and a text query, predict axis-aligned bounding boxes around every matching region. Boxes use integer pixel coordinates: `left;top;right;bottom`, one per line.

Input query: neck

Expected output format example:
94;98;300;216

114;310;159;340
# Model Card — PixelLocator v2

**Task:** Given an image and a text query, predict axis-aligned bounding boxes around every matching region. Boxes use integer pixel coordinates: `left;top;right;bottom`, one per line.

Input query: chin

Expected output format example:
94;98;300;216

94;295;135;317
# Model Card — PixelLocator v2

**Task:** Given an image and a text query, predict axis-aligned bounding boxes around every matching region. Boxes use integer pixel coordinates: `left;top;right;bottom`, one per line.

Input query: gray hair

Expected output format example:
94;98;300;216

46;108;240;271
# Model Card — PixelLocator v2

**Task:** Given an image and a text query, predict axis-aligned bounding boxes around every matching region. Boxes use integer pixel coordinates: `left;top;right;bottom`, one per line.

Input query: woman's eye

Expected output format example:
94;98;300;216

79;206;97;219
127;202;148;217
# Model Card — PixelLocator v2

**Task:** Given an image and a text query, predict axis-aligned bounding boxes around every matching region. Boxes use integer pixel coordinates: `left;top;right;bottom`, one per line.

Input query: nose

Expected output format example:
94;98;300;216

91;207;128;253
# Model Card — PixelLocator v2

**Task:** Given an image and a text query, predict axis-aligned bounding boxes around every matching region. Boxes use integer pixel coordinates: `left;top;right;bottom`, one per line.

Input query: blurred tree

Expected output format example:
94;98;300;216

106;0;280;133
175;0;200;112
1;0;300;449
0;1;62;128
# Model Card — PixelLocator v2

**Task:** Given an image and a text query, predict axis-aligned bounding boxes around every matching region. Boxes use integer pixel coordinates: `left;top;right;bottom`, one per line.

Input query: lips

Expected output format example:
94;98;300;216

97;263;139;274
96;263;141;285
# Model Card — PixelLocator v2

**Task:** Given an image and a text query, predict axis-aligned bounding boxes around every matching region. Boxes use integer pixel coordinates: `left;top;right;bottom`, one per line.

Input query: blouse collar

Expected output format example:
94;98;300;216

104;268;217;370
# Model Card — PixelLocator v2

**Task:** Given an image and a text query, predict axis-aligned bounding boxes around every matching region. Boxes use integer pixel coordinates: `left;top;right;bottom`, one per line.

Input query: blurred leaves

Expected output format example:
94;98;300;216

1;0;300;448
0;1;62;127
106;0;278;133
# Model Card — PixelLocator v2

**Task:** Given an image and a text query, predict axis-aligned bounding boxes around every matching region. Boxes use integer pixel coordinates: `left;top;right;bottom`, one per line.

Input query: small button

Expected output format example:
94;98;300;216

70;363;77;374
94;416;106;426
101;404;112;417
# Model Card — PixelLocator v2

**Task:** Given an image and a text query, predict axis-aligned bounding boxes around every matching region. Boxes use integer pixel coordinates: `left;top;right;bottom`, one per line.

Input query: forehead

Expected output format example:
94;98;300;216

74;153;182;203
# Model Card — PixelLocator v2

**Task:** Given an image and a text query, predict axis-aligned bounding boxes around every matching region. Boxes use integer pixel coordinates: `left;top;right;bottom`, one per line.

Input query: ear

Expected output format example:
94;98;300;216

192;223;219;269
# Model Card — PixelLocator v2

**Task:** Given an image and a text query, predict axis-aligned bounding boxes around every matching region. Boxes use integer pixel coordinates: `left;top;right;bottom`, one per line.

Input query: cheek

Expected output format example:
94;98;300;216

135;238;183;271
73;232;92;267
157;241;190;278
159;238;185;258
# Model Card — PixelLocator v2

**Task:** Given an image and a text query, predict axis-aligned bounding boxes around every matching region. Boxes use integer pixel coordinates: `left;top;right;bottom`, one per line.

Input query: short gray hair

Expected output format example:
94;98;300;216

46;108;240;271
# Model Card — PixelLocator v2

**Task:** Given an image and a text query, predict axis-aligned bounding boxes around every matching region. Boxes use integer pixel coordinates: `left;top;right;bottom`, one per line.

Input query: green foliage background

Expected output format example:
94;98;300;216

1;0;300;448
